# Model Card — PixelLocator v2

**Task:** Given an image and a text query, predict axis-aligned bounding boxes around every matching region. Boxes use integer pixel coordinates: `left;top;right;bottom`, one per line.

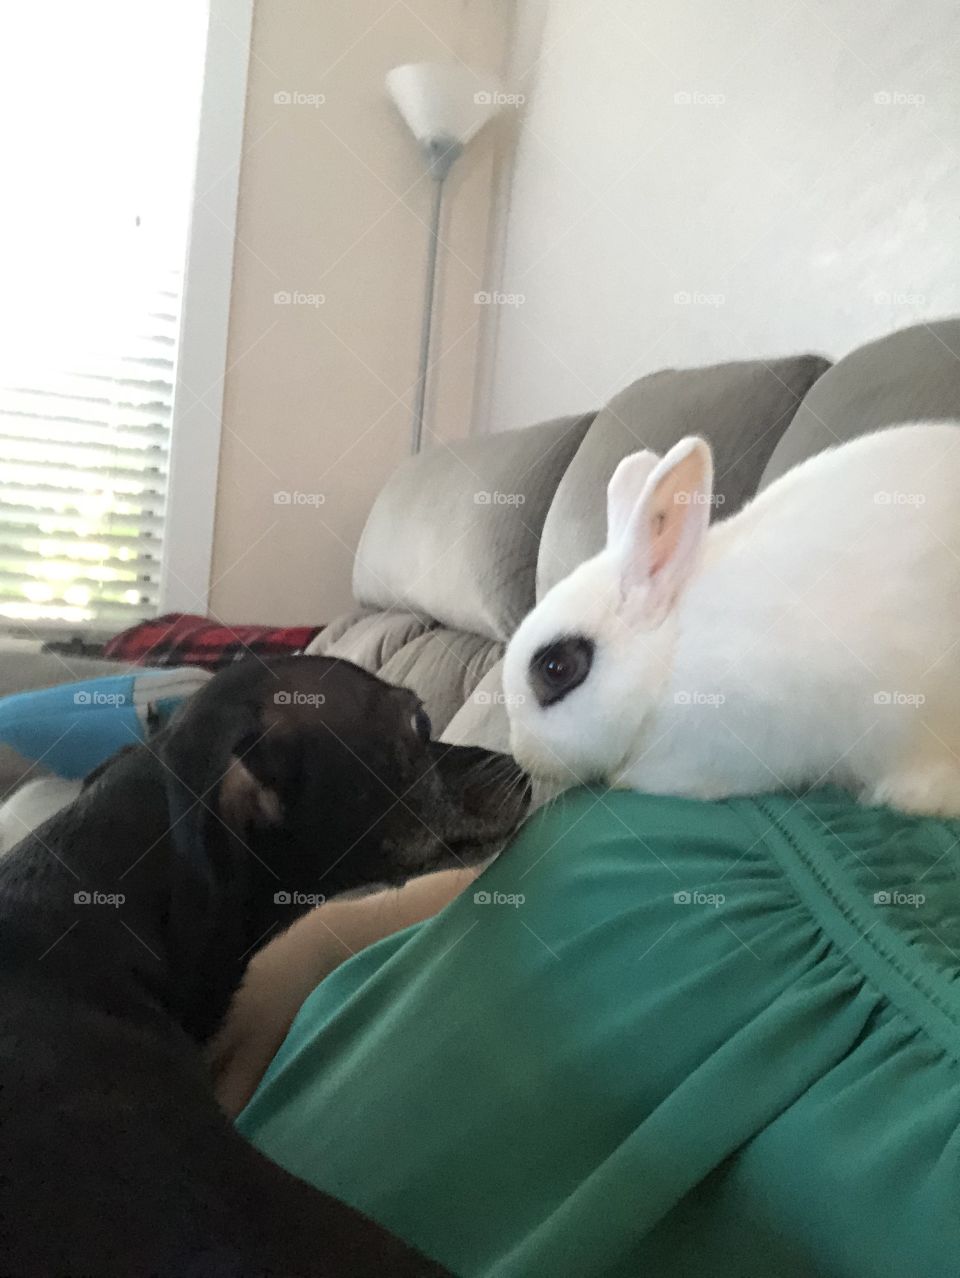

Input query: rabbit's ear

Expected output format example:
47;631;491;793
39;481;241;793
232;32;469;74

607;450;661;546
617;436;713;614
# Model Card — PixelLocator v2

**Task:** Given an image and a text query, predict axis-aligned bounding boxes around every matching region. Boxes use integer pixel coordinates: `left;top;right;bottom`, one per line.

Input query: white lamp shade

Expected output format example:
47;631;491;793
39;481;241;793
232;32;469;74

386;62;504;147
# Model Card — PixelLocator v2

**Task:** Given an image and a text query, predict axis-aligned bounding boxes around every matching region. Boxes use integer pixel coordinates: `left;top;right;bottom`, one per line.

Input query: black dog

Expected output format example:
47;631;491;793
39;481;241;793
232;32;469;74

0;655;529;1275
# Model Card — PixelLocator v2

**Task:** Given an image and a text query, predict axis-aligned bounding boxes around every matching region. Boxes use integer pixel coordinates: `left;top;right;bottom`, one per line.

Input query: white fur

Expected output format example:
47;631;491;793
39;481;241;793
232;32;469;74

503;423;960;815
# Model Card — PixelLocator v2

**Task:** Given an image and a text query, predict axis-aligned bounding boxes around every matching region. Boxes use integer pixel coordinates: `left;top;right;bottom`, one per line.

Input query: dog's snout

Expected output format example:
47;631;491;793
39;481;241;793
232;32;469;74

162;655;531;896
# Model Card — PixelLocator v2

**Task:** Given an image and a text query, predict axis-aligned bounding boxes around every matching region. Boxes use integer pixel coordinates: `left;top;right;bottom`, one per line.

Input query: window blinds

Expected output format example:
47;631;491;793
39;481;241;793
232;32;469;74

0;1;206;634
0;275;177;629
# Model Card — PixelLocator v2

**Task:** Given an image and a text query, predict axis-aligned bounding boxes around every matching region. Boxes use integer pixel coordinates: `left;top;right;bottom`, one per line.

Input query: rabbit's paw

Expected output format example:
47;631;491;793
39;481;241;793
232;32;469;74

863;763;960;818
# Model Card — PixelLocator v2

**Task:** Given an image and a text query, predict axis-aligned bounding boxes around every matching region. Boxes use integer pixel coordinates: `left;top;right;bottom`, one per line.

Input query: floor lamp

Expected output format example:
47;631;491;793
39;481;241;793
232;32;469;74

386;62;504;453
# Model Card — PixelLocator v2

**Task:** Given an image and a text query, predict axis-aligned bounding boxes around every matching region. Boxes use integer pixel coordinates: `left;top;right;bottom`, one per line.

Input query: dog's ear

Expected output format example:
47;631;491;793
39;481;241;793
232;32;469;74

160;697;283;882
81;744;141;790
218;754;283;830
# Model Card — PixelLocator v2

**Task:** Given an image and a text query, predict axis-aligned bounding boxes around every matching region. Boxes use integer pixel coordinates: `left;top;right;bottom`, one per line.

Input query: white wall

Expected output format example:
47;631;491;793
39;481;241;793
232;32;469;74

210;0;514;624
484;0;960;431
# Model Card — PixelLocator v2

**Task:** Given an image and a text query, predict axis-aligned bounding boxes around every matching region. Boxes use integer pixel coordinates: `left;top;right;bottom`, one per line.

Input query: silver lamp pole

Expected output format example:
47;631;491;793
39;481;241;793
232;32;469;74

410;136;462;455
385;62;504;453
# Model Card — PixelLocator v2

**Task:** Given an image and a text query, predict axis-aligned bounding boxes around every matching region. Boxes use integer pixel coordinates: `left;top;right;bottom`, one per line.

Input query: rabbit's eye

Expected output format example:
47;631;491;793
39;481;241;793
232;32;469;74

529;637;594;707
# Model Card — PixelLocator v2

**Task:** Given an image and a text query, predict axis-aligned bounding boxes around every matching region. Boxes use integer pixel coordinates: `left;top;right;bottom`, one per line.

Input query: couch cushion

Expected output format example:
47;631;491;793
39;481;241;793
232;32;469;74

353;413;595;643
380;631;502;735
308;608;434;670
759;319;960;488
440;659;510;753
536;356;830;595
308;610;501;735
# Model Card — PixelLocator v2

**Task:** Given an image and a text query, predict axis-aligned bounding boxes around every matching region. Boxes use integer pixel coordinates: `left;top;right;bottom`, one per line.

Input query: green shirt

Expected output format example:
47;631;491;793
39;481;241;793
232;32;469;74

239;787;960;1277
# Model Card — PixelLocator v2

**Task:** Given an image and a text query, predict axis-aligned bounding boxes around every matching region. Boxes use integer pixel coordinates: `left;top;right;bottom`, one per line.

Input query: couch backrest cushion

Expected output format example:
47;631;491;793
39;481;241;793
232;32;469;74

379;630;503;734
759;319;960;488
313;607;432;670
439;658;511;753
353;413;595;643
309;608;503;737
536;355;830;596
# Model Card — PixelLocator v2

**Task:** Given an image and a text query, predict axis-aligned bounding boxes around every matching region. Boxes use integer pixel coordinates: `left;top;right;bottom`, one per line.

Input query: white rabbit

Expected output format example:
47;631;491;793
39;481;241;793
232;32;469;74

502;423;960;815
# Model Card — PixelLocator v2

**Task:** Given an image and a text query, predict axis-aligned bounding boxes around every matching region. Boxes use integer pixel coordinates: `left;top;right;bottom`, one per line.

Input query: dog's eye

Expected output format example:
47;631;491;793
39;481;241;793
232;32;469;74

529;636;594;707
410;706;432;742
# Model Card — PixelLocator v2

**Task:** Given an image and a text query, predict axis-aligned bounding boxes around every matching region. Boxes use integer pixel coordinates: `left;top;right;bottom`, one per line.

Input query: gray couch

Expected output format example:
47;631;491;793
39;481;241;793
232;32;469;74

4;319;960;796
306;318;960;756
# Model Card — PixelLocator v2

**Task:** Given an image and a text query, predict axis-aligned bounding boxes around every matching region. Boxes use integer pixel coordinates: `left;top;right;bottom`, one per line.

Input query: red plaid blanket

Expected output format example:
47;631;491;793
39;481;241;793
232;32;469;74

104;613;323;671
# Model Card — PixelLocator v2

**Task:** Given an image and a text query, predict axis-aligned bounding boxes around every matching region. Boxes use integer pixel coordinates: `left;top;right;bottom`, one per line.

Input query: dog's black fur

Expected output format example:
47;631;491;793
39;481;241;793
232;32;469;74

0;655;529;1275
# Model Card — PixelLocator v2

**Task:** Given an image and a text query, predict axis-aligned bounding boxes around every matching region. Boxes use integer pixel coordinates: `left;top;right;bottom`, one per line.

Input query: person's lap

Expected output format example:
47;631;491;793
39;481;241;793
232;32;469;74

238;787;960;1277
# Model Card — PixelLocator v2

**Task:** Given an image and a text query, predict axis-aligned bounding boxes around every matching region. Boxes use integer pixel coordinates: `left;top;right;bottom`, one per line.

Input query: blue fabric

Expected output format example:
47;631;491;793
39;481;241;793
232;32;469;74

0;672;193;778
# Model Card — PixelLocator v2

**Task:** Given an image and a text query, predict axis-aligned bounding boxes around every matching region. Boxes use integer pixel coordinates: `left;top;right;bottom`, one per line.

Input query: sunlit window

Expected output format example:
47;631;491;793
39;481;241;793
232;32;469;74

0;1;207;631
